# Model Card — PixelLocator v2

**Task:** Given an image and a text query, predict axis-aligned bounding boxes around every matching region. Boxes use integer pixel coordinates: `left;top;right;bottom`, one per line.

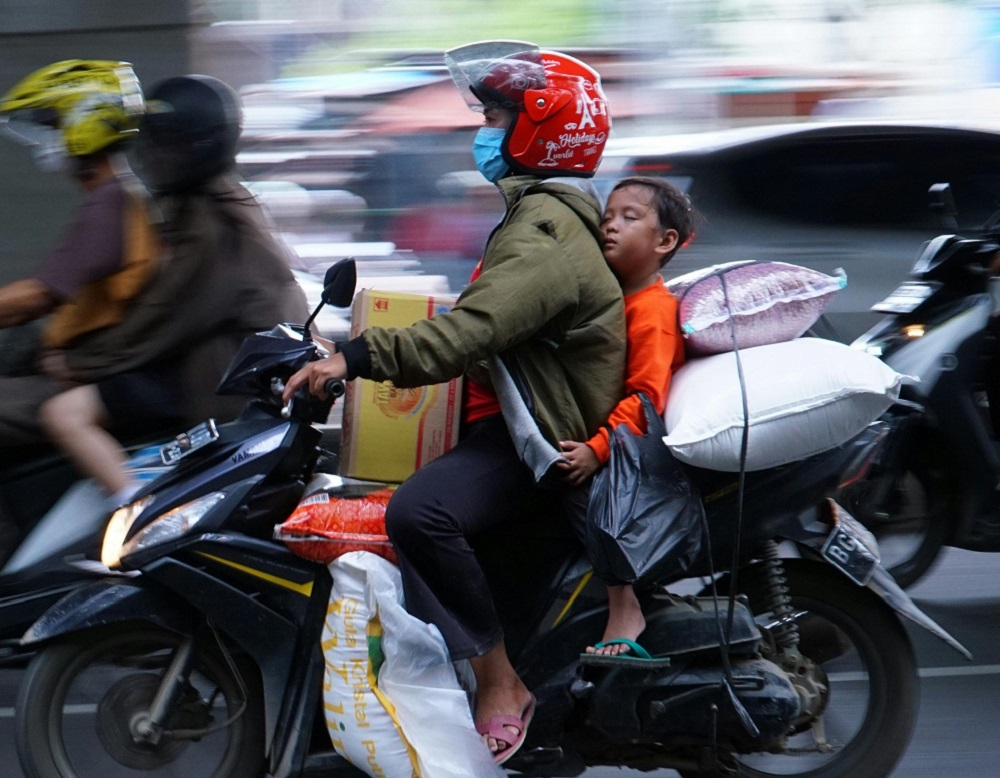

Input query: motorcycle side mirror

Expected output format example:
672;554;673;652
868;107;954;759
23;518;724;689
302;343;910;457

928;183;959;232
303;258;357;338
322;258;358;308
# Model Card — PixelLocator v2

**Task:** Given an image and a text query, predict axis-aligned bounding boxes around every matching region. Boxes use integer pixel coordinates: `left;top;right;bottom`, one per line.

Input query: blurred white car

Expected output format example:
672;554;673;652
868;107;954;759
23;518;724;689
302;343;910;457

597;120;1000;342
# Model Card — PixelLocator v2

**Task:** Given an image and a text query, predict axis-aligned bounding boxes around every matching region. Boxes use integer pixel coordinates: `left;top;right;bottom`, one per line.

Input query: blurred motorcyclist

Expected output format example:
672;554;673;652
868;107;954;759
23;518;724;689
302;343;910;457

0;61;152;317
37;73;308;503
0;63;307;556
0;60;158;482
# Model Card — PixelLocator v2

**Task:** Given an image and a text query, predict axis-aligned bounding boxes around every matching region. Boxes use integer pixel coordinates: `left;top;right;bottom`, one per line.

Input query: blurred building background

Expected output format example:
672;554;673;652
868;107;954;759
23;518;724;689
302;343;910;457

4;0;1000;290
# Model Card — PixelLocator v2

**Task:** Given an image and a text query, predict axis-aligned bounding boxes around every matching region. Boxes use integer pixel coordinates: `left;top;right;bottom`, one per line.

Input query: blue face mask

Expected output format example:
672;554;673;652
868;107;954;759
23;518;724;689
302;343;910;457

472;126;509;184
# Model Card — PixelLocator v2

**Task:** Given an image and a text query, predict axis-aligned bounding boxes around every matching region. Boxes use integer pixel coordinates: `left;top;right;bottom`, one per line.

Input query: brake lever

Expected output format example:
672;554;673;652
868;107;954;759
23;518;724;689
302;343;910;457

271;376;343;420
271;377;295;419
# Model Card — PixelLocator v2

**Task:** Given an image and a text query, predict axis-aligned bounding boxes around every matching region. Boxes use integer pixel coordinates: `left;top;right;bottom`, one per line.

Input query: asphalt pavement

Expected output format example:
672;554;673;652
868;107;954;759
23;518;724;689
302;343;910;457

0;547;998;777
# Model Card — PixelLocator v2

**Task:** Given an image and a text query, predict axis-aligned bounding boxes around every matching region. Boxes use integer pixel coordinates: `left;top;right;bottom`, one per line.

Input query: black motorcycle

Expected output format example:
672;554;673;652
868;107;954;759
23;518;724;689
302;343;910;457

0;272;345;655
14;259;969;778
0;420;177;657
848;182;1000;587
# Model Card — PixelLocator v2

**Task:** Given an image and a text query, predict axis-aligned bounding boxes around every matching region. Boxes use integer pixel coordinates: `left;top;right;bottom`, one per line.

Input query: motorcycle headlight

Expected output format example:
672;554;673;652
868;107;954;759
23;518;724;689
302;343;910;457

853;330;912;359
123;491;228;561
101;495;156;569
103;492;226;569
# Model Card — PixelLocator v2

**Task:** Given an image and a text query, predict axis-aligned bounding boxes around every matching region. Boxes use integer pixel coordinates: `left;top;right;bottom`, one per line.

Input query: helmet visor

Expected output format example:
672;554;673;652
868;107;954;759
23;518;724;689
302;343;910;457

0;110;59;148
445;40;545;113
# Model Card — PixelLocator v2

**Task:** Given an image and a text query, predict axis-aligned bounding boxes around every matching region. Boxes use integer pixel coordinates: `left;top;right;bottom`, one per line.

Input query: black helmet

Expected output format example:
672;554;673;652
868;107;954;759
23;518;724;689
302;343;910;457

135;74;241;192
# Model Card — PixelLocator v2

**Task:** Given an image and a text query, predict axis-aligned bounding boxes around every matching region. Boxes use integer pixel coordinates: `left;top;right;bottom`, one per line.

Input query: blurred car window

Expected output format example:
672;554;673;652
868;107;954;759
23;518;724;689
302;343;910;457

728;135;1000;228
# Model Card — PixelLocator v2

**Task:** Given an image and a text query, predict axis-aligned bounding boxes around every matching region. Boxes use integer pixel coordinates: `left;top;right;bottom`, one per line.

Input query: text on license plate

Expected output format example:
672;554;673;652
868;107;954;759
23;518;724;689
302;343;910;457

822;523;879;586
160;419;219;465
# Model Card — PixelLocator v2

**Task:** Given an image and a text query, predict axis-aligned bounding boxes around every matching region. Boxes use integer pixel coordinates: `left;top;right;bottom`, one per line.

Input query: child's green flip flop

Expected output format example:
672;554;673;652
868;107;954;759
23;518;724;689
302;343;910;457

579;638;672;668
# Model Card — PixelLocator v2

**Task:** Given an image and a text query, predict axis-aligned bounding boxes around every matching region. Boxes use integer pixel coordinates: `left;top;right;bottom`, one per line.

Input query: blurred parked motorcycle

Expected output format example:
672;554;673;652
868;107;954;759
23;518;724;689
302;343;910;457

848;183;1000;587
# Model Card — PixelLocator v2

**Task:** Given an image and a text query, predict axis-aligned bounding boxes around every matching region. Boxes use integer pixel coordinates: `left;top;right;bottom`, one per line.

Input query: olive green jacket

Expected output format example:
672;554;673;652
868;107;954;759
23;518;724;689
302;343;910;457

356;174;626;449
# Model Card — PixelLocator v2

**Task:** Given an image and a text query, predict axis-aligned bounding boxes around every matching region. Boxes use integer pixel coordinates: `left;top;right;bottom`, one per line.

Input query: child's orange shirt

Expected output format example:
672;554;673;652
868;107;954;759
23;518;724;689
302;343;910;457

586;277;685;463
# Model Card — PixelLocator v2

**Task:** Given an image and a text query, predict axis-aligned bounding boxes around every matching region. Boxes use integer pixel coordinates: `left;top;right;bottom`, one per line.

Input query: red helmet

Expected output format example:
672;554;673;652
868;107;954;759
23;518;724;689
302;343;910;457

445;41;611;178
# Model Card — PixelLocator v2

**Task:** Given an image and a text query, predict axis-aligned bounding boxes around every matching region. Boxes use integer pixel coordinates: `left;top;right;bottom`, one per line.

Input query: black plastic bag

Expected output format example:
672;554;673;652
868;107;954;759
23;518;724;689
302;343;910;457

585;393;705;585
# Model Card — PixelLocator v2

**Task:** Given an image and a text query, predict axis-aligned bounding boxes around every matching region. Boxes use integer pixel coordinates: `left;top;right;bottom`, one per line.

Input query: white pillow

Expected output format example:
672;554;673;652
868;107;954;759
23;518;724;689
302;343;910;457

667;260;846;357
662;338;911;472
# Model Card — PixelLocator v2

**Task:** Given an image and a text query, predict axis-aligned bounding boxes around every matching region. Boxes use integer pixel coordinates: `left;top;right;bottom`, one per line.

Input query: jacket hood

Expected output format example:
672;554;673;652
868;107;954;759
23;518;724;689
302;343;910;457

498;174;605;245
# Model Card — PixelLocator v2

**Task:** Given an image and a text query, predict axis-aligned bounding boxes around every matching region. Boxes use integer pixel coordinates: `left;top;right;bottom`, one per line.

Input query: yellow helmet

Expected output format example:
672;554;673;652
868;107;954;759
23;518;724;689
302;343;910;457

0;59;144;158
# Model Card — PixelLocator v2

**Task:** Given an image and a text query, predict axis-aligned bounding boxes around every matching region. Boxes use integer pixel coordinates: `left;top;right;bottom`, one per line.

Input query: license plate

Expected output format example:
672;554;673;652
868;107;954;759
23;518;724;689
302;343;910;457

821;509;880;585
160;420;219;465
871;281;937;314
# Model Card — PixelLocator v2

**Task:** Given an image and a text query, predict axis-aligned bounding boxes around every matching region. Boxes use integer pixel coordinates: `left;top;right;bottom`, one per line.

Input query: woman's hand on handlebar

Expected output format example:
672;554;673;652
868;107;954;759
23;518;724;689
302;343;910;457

283;352;348;403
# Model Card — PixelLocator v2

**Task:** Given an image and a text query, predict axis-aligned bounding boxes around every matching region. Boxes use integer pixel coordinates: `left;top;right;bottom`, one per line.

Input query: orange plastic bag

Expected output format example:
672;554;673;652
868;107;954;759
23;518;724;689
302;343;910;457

276;486;398;565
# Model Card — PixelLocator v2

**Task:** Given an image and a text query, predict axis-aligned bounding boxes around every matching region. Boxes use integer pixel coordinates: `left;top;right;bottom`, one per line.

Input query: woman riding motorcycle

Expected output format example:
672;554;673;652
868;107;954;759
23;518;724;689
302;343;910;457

0;60;158;546
0;60;152;450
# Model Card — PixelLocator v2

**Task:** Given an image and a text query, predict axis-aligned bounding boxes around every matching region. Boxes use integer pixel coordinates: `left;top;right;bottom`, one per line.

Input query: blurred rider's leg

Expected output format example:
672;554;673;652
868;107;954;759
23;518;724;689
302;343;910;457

38;384;134;502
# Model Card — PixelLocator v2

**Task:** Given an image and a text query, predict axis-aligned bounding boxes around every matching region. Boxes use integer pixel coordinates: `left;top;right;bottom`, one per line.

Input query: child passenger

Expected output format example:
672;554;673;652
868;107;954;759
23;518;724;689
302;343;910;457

556;176;697;657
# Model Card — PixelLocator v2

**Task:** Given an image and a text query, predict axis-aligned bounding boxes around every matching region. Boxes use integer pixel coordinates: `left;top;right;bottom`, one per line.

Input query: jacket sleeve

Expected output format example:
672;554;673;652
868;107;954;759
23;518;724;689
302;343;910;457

359;219;582;387
586;293;680;463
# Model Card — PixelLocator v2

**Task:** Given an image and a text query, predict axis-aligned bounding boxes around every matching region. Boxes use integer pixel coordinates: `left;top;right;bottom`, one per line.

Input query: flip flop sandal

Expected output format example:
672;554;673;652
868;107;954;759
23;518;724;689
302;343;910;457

475;697;535;765
580;637;672;669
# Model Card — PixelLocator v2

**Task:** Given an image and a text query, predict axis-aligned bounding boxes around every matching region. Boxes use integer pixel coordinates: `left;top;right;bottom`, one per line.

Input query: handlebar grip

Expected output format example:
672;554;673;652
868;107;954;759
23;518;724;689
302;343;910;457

324;378;346;399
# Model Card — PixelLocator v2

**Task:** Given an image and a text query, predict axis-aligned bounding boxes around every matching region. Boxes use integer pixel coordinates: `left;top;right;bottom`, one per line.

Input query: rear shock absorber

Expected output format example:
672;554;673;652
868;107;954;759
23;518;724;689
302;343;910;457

759;541;799;651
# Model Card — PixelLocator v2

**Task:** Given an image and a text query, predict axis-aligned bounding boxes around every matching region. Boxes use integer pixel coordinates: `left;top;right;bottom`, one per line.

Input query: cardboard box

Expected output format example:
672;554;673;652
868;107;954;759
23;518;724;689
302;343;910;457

340;289;462;483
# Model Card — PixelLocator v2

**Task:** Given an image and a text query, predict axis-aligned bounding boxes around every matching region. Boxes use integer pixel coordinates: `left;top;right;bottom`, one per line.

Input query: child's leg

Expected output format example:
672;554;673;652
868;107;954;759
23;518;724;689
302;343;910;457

586;584;647;656
39;385;133;498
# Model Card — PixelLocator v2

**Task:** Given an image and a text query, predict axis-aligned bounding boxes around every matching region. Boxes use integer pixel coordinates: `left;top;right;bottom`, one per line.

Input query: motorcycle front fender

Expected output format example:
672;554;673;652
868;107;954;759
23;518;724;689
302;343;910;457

789;500;972;660
21;576;196;647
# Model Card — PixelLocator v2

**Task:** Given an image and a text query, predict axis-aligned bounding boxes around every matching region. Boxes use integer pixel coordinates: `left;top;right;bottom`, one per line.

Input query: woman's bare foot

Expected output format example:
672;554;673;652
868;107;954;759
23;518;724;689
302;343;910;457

586;584;646;656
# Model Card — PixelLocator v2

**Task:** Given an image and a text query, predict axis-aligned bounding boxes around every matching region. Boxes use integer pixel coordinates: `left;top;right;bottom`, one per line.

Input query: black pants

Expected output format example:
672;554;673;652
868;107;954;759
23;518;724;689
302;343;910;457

385;415;584;660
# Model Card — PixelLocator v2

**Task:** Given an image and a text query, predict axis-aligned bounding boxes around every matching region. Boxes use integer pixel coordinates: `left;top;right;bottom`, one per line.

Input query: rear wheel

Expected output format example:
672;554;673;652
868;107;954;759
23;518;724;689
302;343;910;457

15;625;265;778
683;560;918;778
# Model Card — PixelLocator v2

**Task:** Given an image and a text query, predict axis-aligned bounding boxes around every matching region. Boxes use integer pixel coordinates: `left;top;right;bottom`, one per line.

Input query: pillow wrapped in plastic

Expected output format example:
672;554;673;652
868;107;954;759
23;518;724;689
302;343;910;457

667;260;846;357
276;481;398;565
663;338;912;471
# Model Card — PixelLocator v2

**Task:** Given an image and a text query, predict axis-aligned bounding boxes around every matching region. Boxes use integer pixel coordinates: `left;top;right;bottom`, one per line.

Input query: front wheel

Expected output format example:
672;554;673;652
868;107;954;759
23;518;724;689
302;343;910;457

684;560;919;778
15;625;266;778
841;428;953;588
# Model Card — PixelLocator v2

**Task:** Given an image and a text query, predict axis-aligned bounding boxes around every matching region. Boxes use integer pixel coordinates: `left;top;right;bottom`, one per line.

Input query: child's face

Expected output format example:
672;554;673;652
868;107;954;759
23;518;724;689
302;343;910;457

600;185;678;289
